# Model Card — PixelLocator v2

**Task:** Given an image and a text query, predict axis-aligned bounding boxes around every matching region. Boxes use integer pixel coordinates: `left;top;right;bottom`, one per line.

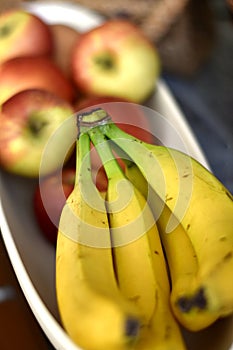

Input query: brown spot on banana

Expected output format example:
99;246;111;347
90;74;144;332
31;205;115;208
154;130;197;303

176;287;207;313
223;251;233;262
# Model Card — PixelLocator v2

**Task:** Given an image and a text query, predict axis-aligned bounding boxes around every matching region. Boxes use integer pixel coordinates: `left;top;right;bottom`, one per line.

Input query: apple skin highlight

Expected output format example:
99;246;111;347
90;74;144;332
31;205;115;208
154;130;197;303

0;89;74;177
0;56;75;105
71;19;160;104
0;10;53;64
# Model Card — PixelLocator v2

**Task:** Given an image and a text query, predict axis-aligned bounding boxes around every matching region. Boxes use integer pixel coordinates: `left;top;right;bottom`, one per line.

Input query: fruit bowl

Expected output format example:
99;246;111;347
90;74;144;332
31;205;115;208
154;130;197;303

0;2;233;350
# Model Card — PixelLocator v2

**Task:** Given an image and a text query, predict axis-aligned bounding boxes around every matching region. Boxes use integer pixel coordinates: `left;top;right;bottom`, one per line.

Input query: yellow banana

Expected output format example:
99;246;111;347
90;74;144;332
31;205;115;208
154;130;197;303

88;126;157;326
124;160;219;331
135;289;187;350
100;114;233;328
139;182;187;350
56;131;141;350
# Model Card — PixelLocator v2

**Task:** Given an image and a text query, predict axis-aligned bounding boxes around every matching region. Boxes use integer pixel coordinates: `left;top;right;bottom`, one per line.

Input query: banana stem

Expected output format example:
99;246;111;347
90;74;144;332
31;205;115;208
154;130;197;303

77;107;111;136
101;118;142;144
77;107;144;145
97;115;153;176
88;126;123;181
76;132;92;187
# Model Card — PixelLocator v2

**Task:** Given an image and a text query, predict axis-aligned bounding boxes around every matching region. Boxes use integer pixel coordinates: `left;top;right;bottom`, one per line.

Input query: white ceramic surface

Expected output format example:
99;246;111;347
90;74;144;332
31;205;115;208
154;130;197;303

0;2;232;350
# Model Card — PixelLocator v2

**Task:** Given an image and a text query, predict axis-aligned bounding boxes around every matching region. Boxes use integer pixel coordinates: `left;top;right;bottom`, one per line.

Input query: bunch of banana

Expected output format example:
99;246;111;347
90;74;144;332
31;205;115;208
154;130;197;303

56;106;233;350
91;107;233;332
56;109;187;350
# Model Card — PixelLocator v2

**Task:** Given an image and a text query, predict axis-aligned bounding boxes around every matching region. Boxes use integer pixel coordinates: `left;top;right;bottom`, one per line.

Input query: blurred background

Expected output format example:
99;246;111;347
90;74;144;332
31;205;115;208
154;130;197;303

162;0;233;193
0;0;232;349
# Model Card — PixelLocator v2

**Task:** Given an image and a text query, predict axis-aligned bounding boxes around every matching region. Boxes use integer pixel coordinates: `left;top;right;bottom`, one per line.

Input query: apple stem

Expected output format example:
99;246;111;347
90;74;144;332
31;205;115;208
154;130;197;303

0;24;12;37
94;55;115;70
28;118;48;136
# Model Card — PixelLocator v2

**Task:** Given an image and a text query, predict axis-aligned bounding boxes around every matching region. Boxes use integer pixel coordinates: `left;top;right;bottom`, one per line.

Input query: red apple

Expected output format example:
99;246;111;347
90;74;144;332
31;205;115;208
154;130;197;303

34;164;109;244
0;9;53;64
49;23;80;77
71;19;160;103
0;56;76;105
33;168;76;244
0;89;75;177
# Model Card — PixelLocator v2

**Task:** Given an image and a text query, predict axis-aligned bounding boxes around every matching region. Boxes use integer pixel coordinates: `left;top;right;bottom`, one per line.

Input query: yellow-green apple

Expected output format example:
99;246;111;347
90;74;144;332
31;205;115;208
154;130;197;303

0;56;76;105
0;9;53;64
0;89;75;177
49;24;80;78
33;167;75;244
71;19;161;104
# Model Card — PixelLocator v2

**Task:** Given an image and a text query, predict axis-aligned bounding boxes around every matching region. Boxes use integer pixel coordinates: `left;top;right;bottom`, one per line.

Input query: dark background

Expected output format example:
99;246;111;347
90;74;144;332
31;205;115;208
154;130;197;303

164;0;233;193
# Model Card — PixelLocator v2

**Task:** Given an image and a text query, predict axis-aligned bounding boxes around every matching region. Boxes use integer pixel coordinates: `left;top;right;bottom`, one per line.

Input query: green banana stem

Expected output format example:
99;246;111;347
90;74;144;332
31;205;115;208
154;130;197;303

98;115;158;182
76;107;150;179
88;126;123;182
101;117;143;144
96;110;194;234
76;108;110;187
76;132;92;186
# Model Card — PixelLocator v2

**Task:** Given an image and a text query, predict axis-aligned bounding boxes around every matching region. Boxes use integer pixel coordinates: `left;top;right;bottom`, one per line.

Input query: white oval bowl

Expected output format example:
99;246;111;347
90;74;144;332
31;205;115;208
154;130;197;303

0;2;232;350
